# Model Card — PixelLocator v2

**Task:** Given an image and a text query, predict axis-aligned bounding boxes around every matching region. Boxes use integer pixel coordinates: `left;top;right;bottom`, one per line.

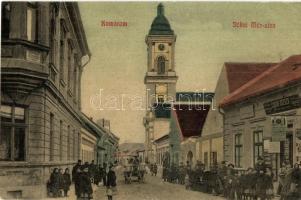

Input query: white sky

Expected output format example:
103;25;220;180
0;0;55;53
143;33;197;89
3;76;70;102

79;2;301;143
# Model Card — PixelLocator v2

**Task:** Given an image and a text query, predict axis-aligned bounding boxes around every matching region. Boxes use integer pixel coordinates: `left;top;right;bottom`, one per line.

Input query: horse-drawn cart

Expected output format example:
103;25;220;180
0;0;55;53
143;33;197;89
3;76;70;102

123;156;145;184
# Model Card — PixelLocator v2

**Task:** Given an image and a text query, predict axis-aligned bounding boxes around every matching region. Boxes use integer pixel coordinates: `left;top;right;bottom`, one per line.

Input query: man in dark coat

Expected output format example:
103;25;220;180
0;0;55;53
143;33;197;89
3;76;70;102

80;167;93;200
72;160;82;182
89;160;97;181
73;167;82;198
289;163;301;200
50;168;60;197
106;165;117;200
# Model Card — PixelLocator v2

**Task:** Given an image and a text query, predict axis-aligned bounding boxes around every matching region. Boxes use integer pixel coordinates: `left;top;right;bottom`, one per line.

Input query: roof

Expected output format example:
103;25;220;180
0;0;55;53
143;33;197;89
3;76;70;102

81;113;120;142
220;55;301;107
154;134;169;143
81;113;106;138
225;62;276;93
149;3;174;35
173;104;210;138
66;3;91;57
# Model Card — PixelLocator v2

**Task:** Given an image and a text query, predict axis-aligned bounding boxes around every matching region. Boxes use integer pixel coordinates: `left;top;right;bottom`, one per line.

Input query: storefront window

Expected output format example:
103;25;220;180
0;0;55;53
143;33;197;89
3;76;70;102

0;105;26;161
235;134;243;167
254;130;263;164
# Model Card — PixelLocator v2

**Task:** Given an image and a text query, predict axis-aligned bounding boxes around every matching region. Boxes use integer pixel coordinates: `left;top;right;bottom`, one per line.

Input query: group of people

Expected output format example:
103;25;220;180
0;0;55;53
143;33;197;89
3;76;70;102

160;157;301;200
150;163;158;176
47;168;72;197
47;160;117;200
278;162;301;200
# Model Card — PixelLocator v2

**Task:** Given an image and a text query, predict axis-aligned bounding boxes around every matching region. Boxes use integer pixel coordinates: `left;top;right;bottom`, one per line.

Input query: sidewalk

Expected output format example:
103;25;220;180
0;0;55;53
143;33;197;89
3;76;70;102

44;184;99;200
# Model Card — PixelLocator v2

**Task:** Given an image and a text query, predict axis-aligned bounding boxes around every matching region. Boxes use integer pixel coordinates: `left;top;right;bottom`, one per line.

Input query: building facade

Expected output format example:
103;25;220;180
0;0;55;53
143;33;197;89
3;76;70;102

169;92;213;167
154;134;169;165
199;62;275;169
220;55;301;177
81;114;120;166
143;3;178;164
1;2;90;199
80;126;97;163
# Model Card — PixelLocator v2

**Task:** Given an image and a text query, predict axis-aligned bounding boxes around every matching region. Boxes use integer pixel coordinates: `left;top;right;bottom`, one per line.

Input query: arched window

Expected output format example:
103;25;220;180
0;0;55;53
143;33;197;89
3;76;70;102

157;56;166;74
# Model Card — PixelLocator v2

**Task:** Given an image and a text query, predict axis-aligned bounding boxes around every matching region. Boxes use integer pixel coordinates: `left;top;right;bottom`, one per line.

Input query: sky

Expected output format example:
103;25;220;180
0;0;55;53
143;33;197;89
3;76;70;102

79;2;301;143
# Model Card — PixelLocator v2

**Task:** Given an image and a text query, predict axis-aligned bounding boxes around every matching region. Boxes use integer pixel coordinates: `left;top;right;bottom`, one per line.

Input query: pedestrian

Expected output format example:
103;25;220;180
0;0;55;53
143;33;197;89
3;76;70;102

89;160;96;182
178;162;186;185
234;171;243;200
72;160;82;182
184;173;191;190
265;168;274;200
288;163;301;200
80;167;93;200
225;164;235;200
58;168;65;197
103;163;108;186
242;168;253;200
94;164;102;186
74;167;82;199
106;165;117;200
63;168;71;197
278;163;287;196
49;168;60;197
256;166;270;200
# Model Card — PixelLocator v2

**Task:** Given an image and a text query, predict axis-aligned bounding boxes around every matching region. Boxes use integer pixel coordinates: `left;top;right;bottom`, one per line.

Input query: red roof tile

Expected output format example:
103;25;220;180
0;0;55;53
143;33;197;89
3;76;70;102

173;104;210;138
225;62;276;93
220;55;301;107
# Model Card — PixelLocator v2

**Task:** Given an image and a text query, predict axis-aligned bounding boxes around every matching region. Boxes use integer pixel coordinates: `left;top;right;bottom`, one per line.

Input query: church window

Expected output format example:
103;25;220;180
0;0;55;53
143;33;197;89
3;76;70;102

157;56;166;74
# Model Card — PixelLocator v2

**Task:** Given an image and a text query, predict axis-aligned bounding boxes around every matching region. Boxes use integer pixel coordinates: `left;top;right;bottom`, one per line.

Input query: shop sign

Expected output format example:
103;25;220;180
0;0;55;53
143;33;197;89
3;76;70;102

264;95;301;115
269;141;280;153
264;140;280;153
271;116;287;141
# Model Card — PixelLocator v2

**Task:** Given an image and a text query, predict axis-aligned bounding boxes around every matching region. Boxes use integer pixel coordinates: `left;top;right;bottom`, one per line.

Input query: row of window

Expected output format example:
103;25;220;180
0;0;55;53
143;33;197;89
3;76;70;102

2;3;80;101
49;112;80;161
0;105;26;161
0;104;80;162
234;130;263;167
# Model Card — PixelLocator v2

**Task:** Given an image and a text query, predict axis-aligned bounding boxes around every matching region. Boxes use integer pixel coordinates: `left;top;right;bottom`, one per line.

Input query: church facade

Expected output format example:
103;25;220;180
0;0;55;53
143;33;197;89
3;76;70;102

143;3;178;164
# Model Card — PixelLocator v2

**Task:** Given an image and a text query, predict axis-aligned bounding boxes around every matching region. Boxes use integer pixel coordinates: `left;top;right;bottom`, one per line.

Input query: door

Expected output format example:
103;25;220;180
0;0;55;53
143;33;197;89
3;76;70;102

280;133;293;166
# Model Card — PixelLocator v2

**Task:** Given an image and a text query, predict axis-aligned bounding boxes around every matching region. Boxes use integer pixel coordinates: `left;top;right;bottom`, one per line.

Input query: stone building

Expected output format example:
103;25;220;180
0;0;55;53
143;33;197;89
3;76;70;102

220;55;301;176
199;62;275;169
1;2;90;198
81;114;120;166
143;3;178;163
169;92;213;167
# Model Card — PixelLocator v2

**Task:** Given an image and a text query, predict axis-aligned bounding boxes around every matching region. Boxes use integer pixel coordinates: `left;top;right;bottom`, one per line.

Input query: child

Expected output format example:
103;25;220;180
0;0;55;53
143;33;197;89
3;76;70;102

63;168;71;197
185;173;191;190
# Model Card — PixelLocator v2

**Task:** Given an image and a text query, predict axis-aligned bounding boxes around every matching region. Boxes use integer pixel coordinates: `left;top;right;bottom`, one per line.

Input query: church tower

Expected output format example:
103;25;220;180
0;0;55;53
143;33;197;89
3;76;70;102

144;3;177;163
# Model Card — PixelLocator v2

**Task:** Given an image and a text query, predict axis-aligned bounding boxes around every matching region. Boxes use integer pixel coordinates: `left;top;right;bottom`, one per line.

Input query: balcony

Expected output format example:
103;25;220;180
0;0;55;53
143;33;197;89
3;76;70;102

1;42;49;100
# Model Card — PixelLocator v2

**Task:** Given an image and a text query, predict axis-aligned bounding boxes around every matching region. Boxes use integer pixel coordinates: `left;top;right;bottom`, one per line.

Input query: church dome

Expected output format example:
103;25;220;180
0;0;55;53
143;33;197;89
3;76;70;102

149;3;174;35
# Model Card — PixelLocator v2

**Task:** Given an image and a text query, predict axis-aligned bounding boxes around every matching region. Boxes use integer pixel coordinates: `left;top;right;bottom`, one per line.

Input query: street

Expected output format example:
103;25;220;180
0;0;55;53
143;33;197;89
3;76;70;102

92;168;225;200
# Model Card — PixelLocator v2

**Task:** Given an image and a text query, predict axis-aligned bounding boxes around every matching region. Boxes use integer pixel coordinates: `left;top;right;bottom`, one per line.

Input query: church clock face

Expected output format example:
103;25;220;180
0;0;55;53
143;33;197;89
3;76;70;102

158;44;165;51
